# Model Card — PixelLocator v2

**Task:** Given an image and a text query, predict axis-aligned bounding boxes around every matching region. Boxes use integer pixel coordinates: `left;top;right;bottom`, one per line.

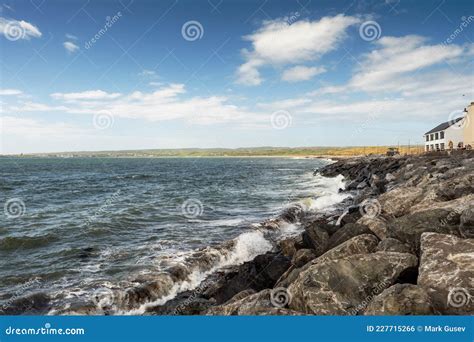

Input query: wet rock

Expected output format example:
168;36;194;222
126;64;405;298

377;238;411;254
418;233;474;315
327;223;376;250
287;252;418;315
210;253;291;304
291;249;317;268
364;284;434;315
387;209;461;251
276;234;379;288
278;237;298;257
460;205;474;238
302;223;329;255
280;204;305;223
1;292;51;315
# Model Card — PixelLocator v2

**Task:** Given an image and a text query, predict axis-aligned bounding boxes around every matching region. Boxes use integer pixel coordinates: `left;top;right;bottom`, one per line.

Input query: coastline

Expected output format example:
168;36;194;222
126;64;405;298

151;151;474;316
2;151;472;316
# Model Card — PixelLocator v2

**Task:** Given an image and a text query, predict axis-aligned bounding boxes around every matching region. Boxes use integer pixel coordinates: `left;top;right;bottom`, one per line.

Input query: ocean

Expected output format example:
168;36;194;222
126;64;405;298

0;157;348;314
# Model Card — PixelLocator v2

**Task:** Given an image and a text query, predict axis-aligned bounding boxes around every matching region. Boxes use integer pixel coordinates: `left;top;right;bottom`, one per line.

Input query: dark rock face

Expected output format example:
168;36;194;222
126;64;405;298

377;238;411;254
387;209;461;251
278;237;298;257
418;233;474;315
460;205;474;238
291;249;317;268
364;284;434;315
302;223;329;255
210;253;291;304
1;292;51;315
280;204;305;223
287;252;417;314
327;223;376;250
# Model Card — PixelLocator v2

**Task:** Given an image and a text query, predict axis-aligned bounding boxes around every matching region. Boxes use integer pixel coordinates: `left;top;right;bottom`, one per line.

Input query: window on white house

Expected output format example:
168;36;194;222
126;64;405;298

430;134;434;141
431;144;434;150
440;131;444;139
435;144;439;151
426;145;429;151
440;143;445;150
426;135;429;142
435;132;439;140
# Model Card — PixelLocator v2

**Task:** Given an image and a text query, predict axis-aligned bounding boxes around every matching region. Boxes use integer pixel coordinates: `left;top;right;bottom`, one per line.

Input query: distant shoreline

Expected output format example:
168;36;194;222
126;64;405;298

1;145;423;159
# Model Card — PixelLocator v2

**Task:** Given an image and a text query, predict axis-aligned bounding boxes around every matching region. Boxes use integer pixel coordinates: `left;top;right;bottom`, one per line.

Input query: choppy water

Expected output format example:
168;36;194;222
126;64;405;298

0;157;348;314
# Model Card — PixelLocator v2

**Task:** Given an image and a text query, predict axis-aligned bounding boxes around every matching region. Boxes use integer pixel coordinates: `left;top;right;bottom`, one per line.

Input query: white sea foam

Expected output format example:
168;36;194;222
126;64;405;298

123;230;272;314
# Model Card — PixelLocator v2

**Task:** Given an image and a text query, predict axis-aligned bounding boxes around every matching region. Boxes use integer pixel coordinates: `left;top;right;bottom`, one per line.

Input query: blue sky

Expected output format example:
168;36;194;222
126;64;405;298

1;0;473;154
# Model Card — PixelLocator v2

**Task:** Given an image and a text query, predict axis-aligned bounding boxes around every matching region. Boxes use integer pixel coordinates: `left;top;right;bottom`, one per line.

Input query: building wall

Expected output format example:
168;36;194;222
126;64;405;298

464;103;474;147
445;123;464;148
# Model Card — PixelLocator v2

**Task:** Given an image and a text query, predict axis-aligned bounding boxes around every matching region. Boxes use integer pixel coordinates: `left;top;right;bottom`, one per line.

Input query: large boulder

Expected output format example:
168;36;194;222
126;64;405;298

387;209;460;251
326;223;376;250
209;252;291;304
357;216;389;239
302;223;329;255
287;252;418;315
377;238;411;254
276;234;379;288
418;233;474;315
364;284;434;315
436;173;474;201
460;205;474;238
378;186;424;217
205;289;303;315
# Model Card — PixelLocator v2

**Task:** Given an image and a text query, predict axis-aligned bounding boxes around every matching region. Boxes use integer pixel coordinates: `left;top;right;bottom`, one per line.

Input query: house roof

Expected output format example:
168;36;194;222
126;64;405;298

424;117;463;135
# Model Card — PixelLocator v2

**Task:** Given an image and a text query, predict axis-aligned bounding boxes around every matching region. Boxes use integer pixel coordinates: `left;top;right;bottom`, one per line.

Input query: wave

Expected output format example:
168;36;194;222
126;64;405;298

52;173;349;315
0;234;59;251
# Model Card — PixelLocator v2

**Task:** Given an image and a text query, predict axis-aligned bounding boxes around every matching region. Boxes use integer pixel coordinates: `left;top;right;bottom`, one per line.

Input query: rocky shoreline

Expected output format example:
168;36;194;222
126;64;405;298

154;151;473;316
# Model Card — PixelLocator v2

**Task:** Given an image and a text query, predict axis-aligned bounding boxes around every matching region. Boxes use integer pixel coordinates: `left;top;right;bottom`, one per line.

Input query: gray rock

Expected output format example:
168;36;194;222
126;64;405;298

387;209;461;251
287;252;418;314
276;234;379;288
377;238;411;253
364;284;434;315
357;216;389;239
418;233;474;315
327;223;376;250
278;237;298;257
291;249;317;268
460;205;474;238
206;289;303;316
302;223;329;256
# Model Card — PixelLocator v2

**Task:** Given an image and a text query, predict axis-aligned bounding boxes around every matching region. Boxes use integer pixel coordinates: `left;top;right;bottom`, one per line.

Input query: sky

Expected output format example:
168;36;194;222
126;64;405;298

0;0;473;154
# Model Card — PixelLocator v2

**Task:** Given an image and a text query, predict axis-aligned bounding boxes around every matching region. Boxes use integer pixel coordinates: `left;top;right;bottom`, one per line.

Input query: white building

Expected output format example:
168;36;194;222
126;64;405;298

423;117;464;152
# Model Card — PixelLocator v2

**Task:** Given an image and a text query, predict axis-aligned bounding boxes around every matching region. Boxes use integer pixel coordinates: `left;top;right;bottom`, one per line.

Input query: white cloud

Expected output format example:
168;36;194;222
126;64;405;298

0;89;22;96
319;35;472;94
51;90;121;101
139;69;157;77
236;15;360;85
0;17;41;40
63;41;79;53
65;33;78;40
281;66;326;82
